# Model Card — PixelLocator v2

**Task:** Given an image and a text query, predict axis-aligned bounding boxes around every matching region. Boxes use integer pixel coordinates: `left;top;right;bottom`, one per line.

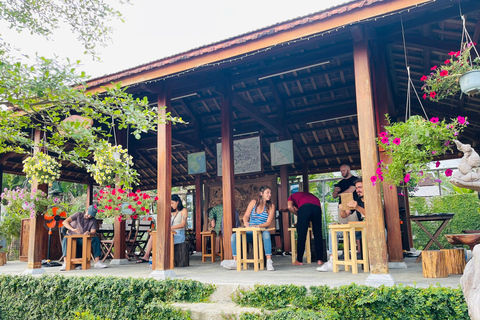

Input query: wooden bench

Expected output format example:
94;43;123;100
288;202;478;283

65;234;92;271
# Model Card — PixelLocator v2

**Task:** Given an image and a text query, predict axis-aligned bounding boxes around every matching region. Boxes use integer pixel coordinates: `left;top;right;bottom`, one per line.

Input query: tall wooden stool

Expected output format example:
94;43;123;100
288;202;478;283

216;233;224;261
329;222;369;274
233;227;266;271
288;227;312;264
201;231;217;262
65;234;92;271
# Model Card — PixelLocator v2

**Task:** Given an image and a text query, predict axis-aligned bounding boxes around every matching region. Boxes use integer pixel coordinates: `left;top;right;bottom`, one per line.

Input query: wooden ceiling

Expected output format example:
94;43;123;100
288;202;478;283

2;0;480;189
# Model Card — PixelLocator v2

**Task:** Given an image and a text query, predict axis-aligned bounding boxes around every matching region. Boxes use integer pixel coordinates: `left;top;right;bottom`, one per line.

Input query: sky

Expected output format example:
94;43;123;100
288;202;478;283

2;0;350;79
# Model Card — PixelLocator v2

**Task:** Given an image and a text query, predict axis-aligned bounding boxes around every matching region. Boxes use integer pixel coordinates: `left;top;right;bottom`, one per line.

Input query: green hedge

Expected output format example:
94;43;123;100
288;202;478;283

410;194;480;249
0;275;215;320
233;283;468;319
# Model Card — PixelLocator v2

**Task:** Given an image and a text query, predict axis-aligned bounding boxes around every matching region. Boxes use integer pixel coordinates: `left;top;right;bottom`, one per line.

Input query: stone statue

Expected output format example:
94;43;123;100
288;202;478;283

461;245;480;320
449;140;480;192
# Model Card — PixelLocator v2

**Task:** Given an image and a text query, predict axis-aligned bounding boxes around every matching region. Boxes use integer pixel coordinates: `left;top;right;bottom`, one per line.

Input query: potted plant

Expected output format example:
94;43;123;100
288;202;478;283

87;141;138;188
22;152;61;186
421;42;480;101
372;115;468;187
95;187;157;221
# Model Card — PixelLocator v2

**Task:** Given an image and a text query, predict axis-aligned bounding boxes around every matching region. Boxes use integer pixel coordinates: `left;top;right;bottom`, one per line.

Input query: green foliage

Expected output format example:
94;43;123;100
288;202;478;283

410;194;480;249
240;306;339;320
375;115;466;187
0;275;213;320
233;283;468;320
233;284;308;309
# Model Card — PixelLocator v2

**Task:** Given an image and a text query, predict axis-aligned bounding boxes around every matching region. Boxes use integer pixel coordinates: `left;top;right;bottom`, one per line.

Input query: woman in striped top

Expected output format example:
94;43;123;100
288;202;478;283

223;186;276;271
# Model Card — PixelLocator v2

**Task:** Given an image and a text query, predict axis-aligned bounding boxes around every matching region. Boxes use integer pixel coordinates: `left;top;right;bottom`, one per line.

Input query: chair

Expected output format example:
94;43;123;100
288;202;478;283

329;222;369;274
288;227;313;264
233;227;273;271
65;234;92;271
126;220;153;260
98;224;115;262
201;230;221;262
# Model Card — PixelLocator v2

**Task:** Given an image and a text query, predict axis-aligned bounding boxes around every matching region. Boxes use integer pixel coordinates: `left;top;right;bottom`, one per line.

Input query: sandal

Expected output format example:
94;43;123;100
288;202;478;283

136;258;149;264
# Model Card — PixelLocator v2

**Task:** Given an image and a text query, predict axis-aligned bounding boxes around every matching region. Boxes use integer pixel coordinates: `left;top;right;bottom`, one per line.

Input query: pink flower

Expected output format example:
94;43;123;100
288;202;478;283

141;207;146;211
381;137;389;144
154;196;159;201
118;216;122;222
132;214;138;220
379;132;387;138
370;176;377;186
430;91;436;98
376;167;383;175
431;65;437;71
444;141;450;146
146;209;150;213
457;116;466;125
404;174;411;183
118;189;125;194
455;51;461;57
444;59;450;64
398;193;405;196
392;138;401;145
423;93;427;100
434;179;442;183
430;117;439;124
435;161;440;168
440;70;448;77
418;171;424;177
431;151;437;155
445;169;453;177
420;75;428;81
448;51;456;56
389;185;393;189
137;201;142;205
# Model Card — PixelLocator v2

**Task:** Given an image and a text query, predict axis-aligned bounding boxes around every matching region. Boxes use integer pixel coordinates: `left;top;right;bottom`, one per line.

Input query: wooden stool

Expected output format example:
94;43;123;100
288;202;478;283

441;248;466;275
422;250;447;278
65;234;92;271
201;231;217;262
233;227;266;271
329;222;369;274
216;233;224;261
288;227;312;264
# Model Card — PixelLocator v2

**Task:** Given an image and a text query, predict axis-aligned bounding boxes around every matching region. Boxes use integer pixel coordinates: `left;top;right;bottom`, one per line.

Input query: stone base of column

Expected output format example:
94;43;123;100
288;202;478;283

365;273;395;287
110;259;130;265
388;261;408;269
23;268;46;275
149;270;176;279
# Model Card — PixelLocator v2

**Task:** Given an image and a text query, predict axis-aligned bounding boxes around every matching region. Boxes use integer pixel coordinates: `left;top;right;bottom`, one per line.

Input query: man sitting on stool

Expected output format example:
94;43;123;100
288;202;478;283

59;205;107;271
339;178;365;255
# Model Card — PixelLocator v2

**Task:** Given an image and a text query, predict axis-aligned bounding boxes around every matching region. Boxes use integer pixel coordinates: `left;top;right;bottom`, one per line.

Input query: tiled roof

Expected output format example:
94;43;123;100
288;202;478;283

86;0;383;87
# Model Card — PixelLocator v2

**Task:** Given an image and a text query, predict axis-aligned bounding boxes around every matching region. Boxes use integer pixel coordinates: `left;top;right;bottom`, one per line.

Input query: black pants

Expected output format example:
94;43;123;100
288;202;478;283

296;203;323;263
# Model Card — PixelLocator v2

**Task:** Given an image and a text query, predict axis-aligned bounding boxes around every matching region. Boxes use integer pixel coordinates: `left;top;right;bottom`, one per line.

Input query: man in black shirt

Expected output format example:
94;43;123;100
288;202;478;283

332;164;357;202
340;178;365;221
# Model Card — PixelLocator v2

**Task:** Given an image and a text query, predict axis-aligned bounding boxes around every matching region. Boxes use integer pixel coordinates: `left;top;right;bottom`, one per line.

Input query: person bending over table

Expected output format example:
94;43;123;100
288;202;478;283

222;186;276;271
137;194;187;263
59;205;107;270
287;191;324;266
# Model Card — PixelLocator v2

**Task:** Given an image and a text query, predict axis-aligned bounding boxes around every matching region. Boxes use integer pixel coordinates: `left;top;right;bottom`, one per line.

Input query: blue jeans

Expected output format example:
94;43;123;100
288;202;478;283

173;229;185;244
62;236;102;259
231;230;272;257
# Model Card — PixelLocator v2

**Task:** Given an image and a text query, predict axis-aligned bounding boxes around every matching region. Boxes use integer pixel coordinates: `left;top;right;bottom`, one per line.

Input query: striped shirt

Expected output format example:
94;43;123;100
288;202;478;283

249;204;269;226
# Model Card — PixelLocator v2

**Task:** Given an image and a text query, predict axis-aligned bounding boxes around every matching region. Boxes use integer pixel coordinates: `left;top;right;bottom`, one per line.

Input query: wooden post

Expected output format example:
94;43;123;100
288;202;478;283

371;42;404;263
86;177;94;206
220;82;235;260
27;129;48;270
156;83;173;270
353;36;389;275
195;175;203;252
280;165;291;252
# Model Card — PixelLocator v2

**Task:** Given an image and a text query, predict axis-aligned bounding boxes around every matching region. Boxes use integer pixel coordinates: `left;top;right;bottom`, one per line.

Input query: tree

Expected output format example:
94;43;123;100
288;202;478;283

0;0;182;188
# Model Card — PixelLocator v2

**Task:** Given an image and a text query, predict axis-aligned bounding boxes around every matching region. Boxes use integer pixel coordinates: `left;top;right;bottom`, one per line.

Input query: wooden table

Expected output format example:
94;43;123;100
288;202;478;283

410;213;454;262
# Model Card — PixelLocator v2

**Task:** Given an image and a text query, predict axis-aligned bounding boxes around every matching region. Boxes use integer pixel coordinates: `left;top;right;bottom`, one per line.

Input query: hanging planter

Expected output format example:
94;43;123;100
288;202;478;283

22;152;61;186
459;70;480;95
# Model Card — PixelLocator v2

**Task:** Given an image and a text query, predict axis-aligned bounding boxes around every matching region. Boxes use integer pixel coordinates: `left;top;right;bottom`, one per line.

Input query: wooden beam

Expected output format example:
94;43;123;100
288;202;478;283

354;36;389;275
232;94;282;135
155;83;173;271
0;152;14;165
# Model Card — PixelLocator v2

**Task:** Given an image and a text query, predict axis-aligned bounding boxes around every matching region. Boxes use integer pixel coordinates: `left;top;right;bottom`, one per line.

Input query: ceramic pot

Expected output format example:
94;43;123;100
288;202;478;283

459;70;480;95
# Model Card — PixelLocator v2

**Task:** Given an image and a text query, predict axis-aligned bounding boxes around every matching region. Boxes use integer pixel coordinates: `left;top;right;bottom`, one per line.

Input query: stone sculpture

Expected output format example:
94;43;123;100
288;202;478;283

461;245;480;320
449;140;480;192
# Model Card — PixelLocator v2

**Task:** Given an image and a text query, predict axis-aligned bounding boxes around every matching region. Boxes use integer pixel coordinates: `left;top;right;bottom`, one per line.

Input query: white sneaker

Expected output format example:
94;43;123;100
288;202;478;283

317;258;333;272
75;265;82;270
267;259;275;271
94;261;107;269
221;260;237;270
59;263;66;271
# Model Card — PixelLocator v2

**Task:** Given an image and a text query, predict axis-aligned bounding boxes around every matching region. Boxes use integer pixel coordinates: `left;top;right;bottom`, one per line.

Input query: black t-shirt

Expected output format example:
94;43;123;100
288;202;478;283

336;175;358;203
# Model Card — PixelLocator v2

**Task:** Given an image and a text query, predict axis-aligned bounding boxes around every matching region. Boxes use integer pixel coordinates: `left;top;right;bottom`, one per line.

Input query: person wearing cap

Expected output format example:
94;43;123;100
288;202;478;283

59;204;107;270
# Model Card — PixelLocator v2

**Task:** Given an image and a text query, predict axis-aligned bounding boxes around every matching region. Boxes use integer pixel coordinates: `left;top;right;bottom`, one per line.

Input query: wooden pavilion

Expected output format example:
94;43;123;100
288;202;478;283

4;0;480;282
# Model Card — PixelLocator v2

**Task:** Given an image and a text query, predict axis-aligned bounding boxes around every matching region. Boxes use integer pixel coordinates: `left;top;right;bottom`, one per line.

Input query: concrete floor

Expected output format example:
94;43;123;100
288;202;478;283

0;253;465;289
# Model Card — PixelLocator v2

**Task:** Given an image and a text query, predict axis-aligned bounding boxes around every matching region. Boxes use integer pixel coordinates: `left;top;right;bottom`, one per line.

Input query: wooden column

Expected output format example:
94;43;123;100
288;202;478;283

27;129;48;270
372;42;404;263
353;37;389;274
280;165;291;252
302;163;309;192
195;175;202;252
113;128;128;261
86;178;94;205
220;83;235;260
156;83;172;270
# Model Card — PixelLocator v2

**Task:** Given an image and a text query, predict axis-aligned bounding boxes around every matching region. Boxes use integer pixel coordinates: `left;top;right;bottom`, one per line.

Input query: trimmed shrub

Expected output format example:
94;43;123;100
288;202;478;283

0;275;214;320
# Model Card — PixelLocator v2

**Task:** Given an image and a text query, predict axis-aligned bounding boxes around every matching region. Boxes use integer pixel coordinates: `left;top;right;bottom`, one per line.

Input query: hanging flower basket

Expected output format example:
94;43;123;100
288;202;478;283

87;141;138;188
459;70;480;95
373;115;468;187
22;152;61;186
95;187;157;220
